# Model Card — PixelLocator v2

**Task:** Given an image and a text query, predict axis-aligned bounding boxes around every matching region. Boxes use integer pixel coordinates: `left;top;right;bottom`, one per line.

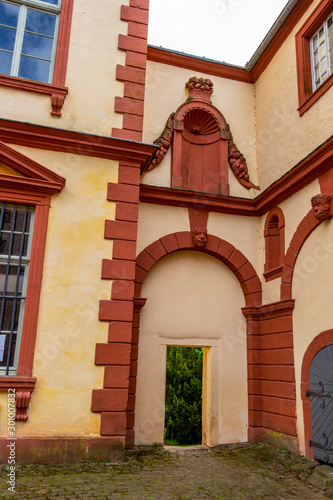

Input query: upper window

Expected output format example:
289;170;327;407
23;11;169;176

0;0;61;84
310;12;333;91
296;0;333;116
264;207;285;282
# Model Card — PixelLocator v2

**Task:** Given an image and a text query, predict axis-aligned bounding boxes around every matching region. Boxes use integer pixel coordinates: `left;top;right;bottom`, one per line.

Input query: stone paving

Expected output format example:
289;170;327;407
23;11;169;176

1;443;333;499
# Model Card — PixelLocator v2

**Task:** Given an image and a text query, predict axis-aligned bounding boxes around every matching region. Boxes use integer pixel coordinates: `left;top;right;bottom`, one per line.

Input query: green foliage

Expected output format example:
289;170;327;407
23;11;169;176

164;346;203;445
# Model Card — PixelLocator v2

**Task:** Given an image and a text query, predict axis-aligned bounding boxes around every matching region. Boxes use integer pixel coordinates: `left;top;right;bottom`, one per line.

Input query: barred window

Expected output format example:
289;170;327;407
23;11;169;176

0;203;34;375
310;12;333;91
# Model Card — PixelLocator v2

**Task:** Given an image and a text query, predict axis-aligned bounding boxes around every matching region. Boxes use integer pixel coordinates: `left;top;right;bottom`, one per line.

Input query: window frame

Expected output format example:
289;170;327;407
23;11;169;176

0;141;65;408
0;203;35;376
263;207;285;282
0;0;74;116
295;0;333;116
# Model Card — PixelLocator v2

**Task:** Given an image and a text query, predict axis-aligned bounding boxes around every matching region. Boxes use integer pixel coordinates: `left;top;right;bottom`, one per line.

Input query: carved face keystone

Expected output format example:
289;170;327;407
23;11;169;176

311;194;331;220
192;227;207;249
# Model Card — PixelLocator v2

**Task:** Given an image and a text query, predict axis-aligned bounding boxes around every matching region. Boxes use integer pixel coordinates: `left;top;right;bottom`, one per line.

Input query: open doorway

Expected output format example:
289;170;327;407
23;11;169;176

164;346;209;446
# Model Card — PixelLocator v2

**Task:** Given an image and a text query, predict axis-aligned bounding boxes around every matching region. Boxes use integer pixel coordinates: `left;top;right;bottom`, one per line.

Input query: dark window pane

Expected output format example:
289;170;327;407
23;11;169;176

22;32;53;59
25;9;56;37
1;298;20;331
0;25;16;51
0;48;12;74
0;333;17;367
0;233;10;255
0;2;19;28
2;207;13;231
14;209;26;232
18;55;50;82
11;233;23;256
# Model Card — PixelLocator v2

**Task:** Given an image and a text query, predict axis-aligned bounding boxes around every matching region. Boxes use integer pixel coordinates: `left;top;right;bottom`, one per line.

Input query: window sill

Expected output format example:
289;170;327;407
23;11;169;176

298;73;333;116
263;265;283;282
0;376;36;421
0;75;68;117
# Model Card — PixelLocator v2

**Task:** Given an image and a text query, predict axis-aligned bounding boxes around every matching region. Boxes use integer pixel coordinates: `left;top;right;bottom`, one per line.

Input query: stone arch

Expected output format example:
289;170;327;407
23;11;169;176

126;231;262;447
301;329;333;460
280;209;322;300
134;232;262;306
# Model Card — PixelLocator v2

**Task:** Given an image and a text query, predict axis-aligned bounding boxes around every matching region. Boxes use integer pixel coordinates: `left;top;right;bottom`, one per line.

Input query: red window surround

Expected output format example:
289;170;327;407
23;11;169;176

264;207;285;282
0;0;74;117
0;142;66;419
295;0;333;116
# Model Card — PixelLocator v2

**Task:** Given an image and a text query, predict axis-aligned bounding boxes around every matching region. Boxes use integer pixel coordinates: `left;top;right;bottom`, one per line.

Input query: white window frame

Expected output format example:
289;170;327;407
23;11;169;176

0;0;61;83
310;11;333;91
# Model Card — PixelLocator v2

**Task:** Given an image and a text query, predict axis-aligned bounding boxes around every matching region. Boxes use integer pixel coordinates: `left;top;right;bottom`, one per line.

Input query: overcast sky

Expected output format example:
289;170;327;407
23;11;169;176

148;0;289;67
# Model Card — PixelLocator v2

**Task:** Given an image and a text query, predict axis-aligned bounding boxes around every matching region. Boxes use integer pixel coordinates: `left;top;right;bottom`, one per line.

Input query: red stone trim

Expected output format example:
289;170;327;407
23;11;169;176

147;46;253;84
264;207;285;281
0;437;125;464
140;185;257;215
0;76;68;117
93;161;142;446
113;2;149;141
301;329;333;460
141;135;333;215
0;0;74;116
280;209;322;300
0;141;66;193
295;0;333;116
0;119;158;170
0;147;65;419
135;233;262;307
243;300;297;450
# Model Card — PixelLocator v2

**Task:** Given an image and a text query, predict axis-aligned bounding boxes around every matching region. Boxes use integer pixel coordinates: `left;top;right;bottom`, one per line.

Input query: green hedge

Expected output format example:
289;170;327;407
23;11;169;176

164;346;203;445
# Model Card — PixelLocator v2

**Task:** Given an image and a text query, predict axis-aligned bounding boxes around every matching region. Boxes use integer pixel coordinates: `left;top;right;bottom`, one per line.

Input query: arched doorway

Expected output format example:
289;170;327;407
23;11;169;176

134;250;248;446
307;344;333;463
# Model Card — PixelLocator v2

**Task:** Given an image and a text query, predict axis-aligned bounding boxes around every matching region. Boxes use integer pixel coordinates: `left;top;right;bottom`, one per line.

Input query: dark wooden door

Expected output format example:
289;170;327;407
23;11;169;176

308;344;333;463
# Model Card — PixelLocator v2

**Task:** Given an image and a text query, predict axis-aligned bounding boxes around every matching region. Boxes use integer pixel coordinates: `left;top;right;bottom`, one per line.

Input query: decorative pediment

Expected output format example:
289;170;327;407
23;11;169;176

143;76;259;193
0;142;66;194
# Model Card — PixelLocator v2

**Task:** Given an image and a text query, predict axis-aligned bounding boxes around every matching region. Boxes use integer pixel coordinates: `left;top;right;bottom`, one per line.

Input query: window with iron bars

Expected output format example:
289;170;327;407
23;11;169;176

0;203;34;375
310;11;333;91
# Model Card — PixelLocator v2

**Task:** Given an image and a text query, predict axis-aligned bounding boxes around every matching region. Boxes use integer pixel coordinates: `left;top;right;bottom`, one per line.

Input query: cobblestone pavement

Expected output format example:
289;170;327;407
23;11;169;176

1;443;333;499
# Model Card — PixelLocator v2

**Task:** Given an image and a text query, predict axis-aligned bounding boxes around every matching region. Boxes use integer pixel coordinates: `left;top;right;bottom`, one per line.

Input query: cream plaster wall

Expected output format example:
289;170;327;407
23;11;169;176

292;219;333;454
137;203;262;279
142;61;258;198
255;0;333;190
0;0;128;135
260;180;320;304
135;251;248;446
0;147;117;437
207;212;261;277
137;202;190;255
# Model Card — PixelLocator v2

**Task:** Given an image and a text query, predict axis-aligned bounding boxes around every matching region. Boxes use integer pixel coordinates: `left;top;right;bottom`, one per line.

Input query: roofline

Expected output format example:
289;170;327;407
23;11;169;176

147;0;315;82
245;0;301;70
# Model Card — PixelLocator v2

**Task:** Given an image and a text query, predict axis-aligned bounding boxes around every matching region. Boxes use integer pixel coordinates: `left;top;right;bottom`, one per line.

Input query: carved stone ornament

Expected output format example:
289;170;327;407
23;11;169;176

228;139;260;190
191;226;208;249
143;76;259;192
311;193;331;220
15;391;32;421
147;113;175;172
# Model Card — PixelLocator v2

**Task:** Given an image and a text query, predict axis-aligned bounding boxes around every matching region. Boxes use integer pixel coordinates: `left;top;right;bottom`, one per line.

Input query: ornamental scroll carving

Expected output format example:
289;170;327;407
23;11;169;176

311;194;332;220
15;391;32;421
143;76;259;193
